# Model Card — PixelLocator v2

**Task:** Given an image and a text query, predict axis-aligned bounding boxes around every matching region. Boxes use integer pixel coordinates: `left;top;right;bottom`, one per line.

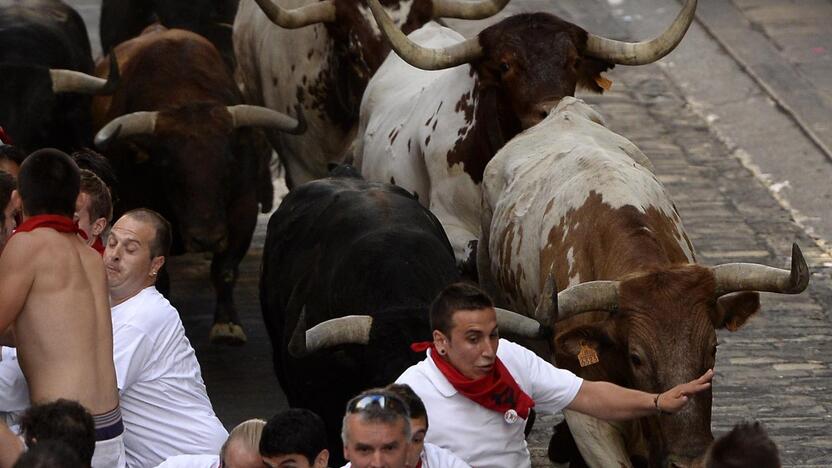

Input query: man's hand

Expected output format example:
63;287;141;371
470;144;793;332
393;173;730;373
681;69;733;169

656;369;714;414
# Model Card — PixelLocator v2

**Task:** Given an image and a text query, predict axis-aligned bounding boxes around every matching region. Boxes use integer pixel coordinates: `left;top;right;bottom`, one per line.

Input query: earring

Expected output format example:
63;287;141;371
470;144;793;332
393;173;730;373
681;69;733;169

150;271;157;277
438;349;446;356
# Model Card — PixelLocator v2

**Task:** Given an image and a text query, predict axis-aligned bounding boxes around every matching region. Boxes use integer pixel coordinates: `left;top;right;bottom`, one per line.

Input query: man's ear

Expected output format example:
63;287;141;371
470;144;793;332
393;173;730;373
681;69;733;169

91;217;108;237
150;255;165;275
10;189;20;210
555;320;618;367
315;448;329;468
711;291;760;331
576;57;615;94
432;329;448;345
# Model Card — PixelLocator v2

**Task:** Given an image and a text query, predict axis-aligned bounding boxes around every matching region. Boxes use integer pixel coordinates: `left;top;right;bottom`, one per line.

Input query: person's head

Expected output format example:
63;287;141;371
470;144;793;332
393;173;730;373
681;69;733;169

342;389;411;468
0;145;24;177
705;422;780;468
385;384;427;468
75;170;113;245
12;440;84;468
430;282;499;379
70;149;118;202
104;208;171;305
0;170;19;252
19;399;94;466
260;409;329;468
17;149;80;218
218;419;267;468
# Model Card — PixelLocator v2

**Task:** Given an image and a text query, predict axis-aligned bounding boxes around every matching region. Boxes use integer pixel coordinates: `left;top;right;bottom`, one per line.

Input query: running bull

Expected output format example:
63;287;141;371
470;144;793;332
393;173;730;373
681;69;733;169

259;168;537;464
233;0;511;188
356;0;696;278
92;27;304;345
478;97;810;467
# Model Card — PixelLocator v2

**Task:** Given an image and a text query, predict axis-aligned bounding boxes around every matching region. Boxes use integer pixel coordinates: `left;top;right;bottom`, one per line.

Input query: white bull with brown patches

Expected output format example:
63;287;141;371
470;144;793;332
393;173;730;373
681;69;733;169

357;0;698;278
479;97;810;467
233;0;511;188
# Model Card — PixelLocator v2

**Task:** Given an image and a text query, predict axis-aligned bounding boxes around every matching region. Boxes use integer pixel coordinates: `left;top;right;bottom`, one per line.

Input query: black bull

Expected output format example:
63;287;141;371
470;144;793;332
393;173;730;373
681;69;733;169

260;170;459;464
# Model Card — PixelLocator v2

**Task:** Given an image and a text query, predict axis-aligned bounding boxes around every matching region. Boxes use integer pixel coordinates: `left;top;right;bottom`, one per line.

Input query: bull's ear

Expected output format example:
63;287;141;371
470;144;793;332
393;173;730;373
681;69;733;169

576;58;615;94
555;320;618;366
711;291;760;331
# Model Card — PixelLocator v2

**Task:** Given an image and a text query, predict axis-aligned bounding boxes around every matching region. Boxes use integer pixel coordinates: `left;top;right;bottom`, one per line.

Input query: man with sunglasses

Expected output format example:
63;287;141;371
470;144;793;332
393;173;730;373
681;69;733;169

398;283;714;468
341;389;412;468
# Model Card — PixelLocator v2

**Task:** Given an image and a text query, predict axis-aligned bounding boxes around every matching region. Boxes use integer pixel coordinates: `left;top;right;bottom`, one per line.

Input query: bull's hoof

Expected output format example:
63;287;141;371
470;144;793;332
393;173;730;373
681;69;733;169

209;323;247;346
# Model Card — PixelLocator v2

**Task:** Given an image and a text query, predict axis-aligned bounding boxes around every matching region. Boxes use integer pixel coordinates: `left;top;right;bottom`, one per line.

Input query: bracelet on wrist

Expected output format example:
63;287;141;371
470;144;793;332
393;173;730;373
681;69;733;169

654;392;671;415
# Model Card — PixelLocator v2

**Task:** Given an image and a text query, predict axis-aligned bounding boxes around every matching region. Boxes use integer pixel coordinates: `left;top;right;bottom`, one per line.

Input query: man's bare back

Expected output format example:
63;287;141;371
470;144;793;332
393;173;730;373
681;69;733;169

0;227;118;415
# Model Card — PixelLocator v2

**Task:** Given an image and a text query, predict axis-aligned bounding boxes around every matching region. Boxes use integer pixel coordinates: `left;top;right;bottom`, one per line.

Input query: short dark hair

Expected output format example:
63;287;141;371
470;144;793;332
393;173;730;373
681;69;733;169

0;170;15;226
71;149;118;204
13;440;83;468
20;399;95;466
706;422;780;468
386;384;428;428
430;282;494;336
17;149;79;218
0;145;25;166
123;208;172;258
79;170;113;222
260;409;328;463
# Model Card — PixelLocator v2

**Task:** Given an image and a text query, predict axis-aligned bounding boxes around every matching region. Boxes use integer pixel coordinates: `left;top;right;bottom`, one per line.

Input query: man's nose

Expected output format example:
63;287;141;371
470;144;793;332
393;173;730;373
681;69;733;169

482;340;497;358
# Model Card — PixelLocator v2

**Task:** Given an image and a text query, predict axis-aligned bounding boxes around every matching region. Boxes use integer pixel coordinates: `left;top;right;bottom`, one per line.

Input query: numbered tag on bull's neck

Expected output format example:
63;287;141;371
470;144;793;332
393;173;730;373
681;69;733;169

578;342;600;368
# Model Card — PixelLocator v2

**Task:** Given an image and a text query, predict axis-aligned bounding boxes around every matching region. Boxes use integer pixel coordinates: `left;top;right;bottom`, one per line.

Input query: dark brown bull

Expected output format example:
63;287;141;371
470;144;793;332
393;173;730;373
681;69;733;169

92;27;303;344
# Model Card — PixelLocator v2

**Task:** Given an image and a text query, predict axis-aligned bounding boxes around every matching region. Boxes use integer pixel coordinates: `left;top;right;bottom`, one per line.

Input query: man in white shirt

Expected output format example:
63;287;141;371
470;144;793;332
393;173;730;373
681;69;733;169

397;283;714;468
104;209;228;467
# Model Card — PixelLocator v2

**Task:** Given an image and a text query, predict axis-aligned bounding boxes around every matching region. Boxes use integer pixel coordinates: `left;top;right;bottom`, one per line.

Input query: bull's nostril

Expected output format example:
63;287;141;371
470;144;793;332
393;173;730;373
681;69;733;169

540;111;548;119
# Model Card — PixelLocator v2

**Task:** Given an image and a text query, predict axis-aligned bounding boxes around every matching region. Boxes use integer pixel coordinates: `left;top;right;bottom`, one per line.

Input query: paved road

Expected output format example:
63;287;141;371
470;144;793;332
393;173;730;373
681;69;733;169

64;0;832;466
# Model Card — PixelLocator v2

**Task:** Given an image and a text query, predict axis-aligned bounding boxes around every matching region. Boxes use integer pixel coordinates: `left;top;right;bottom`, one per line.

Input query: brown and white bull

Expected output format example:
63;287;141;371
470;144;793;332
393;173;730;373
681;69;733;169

233;0;510;188
478;97;810;467
355;0;696;277
92;27;304;345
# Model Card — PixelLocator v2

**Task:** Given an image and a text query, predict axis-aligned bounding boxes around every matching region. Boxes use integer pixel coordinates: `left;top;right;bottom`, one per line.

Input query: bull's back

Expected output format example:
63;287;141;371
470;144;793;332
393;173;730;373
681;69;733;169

14;230;117;414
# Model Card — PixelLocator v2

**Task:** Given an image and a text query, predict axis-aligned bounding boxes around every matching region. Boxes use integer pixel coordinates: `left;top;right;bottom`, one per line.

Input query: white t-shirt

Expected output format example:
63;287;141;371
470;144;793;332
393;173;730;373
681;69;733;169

114;287;227;468
0;347;27;432
154;454;220;468
396;339;583;468
341;443;469;468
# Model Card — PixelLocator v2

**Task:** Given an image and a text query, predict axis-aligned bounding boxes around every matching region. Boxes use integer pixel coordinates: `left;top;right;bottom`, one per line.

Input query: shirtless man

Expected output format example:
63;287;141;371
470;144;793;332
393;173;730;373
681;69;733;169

0;149;124;467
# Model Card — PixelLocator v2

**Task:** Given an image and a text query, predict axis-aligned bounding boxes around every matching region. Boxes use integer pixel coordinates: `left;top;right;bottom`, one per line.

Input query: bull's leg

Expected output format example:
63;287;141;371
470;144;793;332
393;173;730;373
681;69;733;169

563;410;634;468
209;192;258;345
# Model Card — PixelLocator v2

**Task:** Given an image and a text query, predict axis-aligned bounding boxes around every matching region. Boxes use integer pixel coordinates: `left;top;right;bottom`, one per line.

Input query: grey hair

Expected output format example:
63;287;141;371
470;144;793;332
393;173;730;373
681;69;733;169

341;390;411;444
220;418;267;461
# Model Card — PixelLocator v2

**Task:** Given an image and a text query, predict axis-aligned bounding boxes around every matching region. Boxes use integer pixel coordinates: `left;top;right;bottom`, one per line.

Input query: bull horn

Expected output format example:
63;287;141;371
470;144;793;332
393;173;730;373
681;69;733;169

252;0;336;29
289;308;374;357
367;0;483;70
432;0;510;20
94;111;158;150
586;0;697;65
494;307;544;338
227;103;306;135
50;50;120;95
534;269;557;324
556;280;620;322
712;243;810;297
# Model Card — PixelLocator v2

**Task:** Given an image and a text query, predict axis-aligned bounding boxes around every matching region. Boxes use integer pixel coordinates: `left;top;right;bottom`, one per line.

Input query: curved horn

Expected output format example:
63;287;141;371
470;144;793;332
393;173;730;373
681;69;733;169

534;268;557;324
556;280;620;322
432;0;510;20
252;0;336;29
227;103;306;135
94;111;158;150
50;50;120;95
368;0;482;70
712;243;810;297
494;307;544;338
289;309;374;357
586;0;697;65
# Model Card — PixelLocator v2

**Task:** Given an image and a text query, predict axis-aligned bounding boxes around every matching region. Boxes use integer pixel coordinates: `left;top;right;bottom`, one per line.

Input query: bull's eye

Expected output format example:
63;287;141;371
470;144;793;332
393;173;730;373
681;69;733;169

629;353;642;367
499;62;510;73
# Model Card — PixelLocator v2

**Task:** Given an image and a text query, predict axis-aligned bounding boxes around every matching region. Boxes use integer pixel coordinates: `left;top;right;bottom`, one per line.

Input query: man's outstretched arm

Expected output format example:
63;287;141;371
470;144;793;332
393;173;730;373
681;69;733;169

566;369;714;421
0;419;23;468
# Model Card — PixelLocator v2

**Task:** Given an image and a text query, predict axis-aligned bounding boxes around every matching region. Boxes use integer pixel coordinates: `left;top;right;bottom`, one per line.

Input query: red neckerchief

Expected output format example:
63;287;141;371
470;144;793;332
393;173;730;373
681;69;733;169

415;460;422;468
411;342;535;420
13;214;88;240
91;236;105;255
0;126;11;145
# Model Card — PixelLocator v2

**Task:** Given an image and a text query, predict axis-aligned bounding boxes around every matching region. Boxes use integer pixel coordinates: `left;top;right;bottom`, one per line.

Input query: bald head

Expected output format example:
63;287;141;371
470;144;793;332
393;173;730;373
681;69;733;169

122;208;171;259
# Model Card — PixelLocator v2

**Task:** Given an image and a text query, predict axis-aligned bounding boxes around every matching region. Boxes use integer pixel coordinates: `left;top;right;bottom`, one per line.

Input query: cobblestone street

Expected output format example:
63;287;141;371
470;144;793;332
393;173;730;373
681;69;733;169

64;0;832;466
